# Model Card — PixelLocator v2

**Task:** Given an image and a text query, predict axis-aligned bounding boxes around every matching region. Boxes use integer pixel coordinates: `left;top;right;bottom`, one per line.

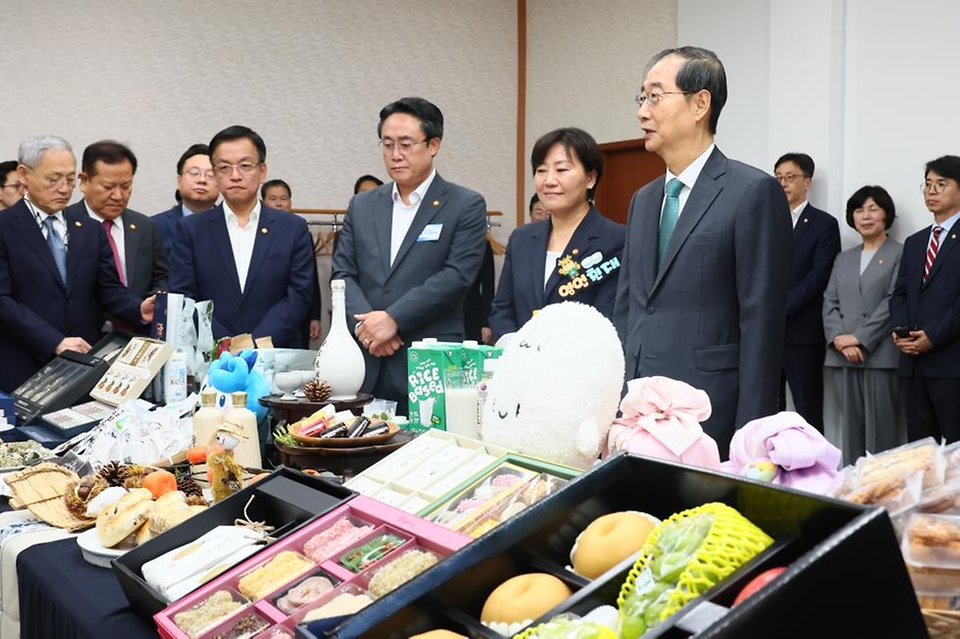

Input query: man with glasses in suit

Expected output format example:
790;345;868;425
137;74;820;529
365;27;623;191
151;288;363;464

0;161;24;209
169;125;314;349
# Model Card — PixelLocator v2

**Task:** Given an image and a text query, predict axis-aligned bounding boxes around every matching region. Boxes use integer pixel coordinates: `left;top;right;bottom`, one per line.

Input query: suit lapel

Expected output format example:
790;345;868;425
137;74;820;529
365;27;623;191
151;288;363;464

243;208;277;298
527;221;550;307
121;211;141;291
544;207;604;303
63;208;89;291
373;189;393;278
209;206;243;296
14;202;66;289
389;176;446;275
794;204;813;243
640;181;664;296
654;148;725;291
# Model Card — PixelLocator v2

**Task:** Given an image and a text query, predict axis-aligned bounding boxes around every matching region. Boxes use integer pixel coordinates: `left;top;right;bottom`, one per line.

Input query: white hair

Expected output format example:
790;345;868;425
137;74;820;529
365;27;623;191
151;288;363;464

18;135;73;169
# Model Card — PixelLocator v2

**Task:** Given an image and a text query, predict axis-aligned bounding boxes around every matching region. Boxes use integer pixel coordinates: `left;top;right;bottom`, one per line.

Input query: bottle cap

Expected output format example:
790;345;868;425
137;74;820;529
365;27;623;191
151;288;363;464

200;388;218;407
231;391;247;407
462;340;479;347
423;338;438;344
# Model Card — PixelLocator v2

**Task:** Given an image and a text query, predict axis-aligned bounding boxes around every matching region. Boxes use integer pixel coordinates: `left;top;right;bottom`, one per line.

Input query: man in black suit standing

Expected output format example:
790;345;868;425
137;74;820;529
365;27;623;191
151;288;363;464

153;144;219;265
891;155;960;443
67;141;167;309
774;152;840;431
0;136;154;392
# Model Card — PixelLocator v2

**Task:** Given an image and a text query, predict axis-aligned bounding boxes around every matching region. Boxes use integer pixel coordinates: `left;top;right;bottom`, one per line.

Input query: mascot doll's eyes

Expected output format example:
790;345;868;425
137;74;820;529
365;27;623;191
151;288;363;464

518;340;541;351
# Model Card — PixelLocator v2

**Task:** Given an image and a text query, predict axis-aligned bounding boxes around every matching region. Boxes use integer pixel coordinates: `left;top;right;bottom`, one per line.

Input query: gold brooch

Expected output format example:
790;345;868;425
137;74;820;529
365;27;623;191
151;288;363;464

261;228;268;234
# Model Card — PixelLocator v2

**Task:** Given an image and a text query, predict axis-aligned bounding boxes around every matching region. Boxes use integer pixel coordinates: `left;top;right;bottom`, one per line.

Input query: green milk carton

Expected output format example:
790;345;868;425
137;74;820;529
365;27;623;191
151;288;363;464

460;341;503;386
407;340;462;433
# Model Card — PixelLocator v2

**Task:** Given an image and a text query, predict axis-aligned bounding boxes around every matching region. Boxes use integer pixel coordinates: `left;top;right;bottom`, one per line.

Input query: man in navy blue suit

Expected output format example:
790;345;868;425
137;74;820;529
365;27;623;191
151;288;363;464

169;126;314;349
0;136;154;392
774;153;840;431
153;144;219;266
891;155;960;443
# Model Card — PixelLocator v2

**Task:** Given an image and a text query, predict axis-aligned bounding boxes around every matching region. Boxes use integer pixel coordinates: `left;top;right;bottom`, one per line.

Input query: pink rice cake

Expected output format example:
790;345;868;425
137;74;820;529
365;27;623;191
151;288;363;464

302;518;374;563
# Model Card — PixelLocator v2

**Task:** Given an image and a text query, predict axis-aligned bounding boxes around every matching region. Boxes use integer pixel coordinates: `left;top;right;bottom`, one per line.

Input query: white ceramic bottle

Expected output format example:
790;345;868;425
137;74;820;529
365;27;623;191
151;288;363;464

225;391;262;469
192;388;224;449
315;279;366;400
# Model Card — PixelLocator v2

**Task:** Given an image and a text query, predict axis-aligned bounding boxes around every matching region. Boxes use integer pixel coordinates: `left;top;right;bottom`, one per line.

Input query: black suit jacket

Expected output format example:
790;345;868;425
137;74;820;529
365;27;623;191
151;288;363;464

786;203;841;345
890;220;960;378
65;202;167;300
152;204;182;265
0;200;142;391
463;239;495;341
490;205;625;340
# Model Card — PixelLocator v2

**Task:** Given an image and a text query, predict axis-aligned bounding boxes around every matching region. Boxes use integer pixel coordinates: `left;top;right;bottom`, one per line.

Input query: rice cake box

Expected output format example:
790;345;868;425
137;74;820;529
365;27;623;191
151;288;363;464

406;343;460;433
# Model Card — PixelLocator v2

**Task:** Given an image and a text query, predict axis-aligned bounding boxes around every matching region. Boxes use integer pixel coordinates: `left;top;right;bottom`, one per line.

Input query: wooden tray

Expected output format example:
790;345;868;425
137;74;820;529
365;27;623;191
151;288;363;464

290;420;400;447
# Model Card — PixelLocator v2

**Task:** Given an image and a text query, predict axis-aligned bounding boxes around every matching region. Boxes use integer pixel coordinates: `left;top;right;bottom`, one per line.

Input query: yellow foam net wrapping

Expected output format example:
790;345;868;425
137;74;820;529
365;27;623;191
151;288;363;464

616;502;773;638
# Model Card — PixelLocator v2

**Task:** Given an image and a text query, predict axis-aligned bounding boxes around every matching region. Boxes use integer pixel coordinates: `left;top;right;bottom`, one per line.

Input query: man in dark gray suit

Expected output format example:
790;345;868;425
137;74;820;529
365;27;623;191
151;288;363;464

67;141;167;330
332;97;488;415
613;47;793;456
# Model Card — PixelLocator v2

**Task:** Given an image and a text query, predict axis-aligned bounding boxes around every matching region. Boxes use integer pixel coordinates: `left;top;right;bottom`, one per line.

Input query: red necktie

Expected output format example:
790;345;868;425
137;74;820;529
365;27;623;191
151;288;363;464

103;219;126;286
924;225;943;283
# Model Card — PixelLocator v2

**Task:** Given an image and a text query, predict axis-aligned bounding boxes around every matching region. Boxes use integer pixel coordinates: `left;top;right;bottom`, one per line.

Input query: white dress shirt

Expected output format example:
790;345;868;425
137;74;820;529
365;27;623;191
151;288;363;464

25;196;68;245
790;200;808;228
223;200;261;293
85;202;127;283
390;169;437;266
663;143;716;218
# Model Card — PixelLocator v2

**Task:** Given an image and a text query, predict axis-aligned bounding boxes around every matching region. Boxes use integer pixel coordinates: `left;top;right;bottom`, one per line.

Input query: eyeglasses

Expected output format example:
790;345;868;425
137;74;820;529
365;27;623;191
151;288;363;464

0;182;24;191
922;180;951;194
379;139;428;155
634;91;693;109
183;168;215;180
213;162;261;177
775;173;809;184
26;168;75;188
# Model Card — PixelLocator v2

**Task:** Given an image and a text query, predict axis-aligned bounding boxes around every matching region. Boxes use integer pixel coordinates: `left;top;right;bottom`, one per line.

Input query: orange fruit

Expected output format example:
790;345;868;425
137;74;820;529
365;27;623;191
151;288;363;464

142;469;178;499
187;446;208;464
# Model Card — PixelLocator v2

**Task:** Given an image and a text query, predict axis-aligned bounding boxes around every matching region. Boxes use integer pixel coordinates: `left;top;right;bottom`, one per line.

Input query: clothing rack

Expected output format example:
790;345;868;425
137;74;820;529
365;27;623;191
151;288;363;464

293;209;504;256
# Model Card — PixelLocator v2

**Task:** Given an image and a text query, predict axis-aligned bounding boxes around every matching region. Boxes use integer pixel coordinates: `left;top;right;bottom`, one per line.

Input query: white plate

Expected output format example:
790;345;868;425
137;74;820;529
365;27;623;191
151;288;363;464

76;527;127;568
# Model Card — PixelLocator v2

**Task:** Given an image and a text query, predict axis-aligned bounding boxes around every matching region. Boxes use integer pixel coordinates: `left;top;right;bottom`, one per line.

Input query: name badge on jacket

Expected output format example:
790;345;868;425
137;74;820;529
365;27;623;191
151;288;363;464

417;223;443;242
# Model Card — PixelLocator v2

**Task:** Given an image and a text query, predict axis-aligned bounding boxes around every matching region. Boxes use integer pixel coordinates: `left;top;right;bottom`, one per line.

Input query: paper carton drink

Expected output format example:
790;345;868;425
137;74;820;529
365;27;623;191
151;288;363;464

407;342;461;432
460;342;503;386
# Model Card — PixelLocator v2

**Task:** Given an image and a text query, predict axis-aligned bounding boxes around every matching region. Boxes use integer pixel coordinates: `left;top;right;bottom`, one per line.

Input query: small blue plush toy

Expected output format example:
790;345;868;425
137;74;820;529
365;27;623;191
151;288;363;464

202;349;270;423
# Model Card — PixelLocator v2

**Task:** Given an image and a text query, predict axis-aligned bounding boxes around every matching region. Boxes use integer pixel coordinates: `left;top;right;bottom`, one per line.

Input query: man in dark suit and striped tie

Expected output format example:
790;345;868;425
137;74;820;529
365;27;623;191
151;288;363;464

891;155;960;443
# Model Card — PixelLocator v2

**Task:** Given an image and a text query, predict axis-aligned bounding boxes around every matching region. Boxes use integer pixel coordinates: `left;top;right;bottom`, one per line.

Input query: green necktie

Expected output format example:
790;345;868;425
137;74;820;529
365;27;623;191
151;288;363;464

658;178;684;273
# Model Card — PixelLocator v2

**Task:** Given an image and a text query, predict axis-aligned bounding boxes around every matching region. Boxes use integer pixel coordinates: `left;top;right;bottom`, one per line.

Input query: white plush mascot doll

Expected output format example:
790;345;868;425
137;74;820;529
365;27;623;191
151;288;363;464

481;301;625;469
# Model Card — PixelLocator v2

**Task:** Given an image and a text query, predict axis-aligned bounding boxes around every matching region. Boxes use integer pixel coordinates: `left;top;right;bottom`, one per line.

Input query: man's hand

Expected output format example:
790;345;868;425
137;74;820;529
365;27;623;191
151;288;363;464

56;337;92;355
309;320;322;342
141;295;156;323
481;327;493;345
893;329;934;355
354;310;399;352
370;335;404;358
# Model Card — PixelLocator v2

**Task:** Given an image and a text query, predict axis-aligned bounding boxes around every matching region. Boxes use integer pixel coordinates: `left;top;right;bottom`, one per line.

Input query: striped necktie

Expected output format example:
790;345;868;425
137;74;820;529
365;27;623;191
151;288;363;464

658;178;684;272
924;225;943;282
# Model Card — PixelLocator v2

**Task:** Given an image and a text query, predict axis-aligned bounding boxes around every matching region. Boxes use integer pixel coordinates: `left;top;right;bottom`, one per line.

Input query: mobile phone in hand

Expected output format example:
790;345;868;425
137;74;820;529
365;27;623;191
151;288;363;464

893;326;913;338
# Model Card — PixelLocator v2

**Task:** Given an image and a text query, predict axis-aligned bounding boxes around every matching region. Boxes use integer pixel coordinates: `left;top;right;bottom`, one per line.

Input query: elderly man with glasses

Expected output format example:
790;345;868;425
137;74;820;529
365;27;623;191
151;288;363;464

168;125;315;349
0;135;154;392
332;96;488;417
613;47;793;457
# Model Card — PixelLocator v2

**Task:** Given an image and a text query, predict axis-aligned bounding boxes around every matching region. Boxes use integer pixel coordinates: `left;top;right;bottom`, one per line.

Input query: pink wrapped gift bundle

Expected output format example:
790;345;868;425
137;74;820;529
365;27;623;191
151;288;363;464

604;376;722;471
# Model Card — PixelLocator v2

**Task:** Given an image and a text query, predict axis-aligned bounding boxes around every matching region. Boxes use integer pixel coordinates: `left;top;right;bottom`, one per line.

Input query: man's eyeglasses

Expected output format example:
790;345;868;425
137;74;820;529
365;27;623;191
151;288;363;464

634;91;693;109
0;182;24;192
379;139;428;155
922;180;951;194
26;168;75;189
775;173;809;184
213;162;261;177
183;168;215;180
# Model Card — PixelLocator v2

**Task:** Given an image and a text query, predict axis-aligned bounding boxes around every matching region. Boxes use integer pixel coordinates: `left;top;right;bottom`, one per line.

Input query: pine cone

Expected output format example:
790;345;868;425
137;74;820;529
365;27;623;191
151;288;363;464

303;378;332;403
98;461;126;487
177;475;204;499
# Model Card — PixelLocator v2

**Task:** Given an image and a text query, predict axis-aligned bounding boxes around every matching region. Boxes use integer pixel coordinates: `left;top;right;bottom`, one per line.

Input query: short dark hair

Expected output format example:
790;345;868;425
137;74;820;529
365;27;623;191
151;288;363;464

0;161;18;184
645;46;727;134
845;185;896;230
261;179;291;200
209;125;266;163
529;194;540;213
530;127;604;200
925;155;960;184
775;152;815;178
353;174;383;194
81;140;137;176
177;143;211;175
377;97;444;141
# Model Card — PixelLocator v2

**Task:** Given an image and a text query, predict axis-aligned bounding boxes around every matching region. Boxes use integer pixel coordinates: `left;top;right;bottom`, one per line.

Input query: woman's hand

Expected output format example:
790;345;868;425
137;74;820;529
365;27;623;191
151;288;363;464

833;333;860;351
841;345;864;364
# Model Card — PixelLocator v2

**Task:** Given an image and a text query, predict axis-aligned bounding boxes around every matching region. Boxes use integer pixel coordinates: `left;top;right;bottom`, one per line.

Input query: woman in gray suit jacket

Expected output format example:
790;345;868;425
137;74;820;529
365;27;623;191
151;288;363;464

823;185;905;465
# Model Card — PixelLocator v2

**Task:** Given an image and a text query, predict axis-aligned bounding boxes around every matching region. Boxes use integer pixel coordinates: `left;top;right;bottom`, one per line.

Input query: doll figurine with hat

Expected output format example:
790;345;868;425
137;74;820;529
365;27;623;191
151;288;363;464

603;376;722;471
480;302;625;470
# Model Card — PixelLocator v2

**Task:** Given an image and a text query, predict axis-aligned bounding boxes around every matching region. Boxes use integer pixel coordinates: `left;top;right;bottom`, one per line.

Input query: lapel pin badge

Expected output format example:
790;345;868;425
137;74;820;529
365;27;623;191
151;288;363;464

878;259;884;265
432;200;439;206
129;223;136;230
261;227;268;234
572;249;579;255
74;221;82;227
953;234;957;240
804;218;810;223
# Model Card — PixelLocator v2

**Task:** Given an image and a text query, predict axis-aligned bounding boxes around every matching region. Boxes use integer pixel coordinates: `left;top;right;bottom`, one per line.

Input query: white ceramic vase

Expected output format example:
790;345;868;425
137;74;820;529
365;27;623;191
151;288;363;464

314;279;366;400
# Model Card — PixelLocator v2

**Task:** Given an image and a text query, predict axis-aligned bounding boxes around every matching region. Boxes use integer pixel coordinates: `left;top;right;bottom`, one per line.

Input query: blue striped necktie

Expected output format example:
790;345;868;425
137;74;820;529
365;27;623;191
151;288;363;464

658;178;684;272
43;215;67;284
